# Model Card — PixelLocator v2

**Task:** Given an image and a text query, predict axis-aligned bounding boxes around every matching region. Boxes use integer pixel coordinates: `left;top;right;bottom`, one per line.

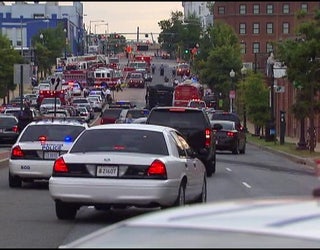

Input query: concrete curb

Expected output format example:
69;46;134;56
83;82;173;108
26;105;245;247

248;141;317;170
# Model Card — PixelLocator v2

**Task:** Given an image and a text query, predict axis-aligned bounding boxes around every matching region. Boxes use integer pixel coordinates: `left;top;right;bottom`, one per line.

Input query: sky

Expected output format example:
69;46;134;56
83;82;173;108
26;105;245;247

66;1;184;40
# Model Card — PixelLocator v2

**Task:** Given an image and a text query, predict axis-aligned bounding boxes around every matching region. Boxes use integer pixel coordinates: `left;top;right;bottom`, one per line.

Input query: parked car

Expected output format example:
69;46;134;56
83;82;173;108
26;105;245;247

8;118;88;188
146;106;216;177
49;124;207;220
0;114;19;143
59;196;320;248
211;120;246;154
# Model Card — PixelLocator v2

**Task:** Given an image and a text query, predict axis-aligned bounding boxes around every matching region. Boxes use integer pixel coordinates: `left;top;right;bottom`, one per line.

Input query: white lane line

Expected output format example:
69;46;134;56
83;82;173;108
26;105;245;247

242;182;252;188
226;168;232;172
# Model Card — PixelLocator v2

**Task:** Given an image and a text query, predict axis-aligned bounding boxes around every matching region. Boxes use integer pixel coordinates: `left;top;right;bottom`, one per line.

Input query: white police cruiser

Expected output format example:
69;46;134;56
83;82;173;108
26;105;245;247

8;117;88;188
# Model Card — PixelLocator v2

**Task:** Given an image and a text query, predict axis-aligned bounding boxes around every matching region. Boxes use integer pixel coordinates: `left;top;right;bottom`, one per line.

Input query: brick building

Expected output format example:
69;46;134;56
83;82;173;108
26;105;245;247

213;1;320;142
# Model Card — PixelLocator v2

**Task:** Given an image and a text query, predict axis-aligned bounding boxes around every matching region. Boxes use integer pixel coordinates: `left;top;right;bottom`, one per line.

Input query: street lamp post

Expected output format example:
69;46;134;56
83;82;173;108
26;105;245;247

63;28;67;59
229;69;236;113
241;66;247;132
266;52;276;142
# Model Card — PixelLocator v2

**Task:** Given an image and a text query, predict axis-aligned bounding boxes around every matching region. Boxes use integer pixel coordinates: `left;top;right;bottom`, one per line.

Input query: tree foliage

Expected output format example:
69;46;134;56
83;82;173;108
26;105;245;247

32;24;69;78
277;9;320;121
0;34;23;101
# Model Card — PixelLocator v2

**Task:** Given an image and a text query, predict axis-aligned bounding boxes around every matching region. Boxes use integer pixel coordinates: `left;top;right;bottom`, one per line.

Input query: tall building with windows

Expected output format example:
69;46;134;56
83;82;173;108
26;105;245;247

213;1;320;71
0;1;85;59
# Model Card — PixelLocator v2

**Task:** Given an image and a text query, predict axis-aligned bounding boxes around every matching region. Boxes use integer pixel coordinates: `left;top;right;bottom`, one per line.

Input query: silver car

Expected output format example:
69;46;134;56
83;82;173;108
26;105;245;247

49;124;207;220
60;197;320;248
9;118;88;188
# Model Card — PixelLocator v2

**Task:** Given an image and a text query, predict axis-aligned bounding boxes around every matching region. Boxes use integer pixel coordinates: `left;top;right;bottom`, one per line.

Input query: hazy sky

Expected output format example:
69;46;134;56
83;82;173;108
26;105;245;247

70;1;184;40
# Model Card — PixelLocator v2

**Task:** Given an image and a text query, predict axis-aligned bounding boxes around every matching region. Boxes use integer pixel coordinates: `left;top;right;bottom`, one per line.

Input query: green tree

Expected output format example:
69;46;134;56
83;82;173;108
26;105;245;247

243;70;270;135
158;11;201;61
32;24;69;79
276;9;320;151
194;21;242;110
0;34;23;103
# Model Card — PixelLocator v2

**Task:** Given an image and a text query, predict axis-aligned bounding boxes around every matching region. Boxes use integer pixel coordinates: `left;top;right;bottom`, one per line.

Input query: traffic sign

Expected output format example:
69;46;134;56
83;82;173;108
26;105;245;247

229;90;236;99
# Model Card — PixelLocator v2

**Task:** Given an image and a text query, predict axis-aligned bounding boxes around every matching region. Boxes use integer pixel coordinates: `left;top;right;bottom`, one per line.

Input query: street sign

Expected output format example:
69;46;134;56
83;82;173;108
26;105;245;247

229;90;236;99
275;85;285;93
13;64;32;85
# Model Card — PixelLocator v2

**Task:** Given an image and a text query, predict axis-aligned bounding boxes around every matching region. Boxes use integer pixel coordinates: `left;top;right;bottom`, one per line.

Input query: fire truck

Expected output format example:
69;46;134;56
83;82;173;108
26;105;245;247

93;67;120;89
56;54;107;88
172;79;205;107
36;89;71;109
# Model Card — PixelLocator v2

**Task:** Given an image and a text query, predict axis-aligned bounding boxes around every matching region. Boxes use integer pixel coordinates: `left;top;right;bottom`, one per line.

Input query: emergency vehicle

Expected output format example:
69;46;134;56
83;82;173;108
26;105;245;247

57;54;107;88
93;67;119;89
172;79;204;107
36;89;71;109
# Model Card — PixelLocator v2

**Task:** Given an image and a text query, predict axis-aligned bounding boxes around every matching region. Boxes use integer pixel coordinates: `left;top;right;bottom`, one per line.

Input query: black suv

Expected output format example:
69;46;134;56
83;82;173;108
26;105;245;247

146;106;216;177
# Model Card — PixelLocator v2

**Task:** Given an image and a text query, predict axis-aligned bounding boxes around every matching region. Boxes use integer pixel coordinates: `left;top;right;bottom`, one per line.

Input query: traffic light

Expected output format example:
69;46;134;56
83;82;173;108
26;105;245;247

184;49;189;54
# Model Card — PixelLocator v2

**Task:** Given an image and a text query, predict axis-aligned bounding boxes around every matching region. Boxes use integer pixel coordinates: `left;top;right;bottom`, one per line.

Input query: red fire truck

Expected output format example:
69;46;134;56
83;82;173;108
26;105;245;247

172;80;204;107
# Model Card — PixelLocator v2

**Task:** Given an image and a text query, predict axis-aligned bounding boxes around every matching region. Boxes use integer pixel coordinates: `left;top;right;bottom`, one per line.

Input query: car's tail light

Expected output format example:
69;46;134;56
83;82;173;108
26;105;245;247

147;159;167;178
227;131;236;137
53;157;68;173
205;128;212;147
11;145;24;158
12;125;19;133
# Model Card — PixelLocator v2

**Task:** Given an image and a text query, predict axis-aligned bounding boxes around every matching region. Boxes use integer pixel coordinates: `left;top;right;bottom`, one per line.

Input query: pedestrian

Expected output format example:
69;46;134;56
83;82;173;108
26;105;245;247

172;66;176;78
17;102;33;133
105;87;112;104
151;64;156;74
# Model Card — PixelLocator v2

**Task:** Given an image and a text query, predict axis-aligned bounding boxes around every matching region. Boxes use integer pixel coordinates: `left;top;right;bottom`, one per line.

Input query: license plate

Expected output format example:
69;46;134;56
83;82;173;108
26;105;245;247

44;152;59;160
96;165;118;177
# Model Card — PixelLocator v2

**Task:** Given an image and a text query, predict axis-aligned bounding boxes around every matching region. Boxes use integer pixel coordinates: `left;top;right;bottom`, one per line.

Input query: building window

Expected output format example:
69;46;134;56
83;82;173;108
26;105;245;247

253;42;260;53
267;4;273;14
240;42;246;54
283;4;290;14
253;4;260;14
218;6;225;14
282;22;289;34
239;4;246;15
17;40;22;46
266;23;273;34
253;23;260;34
266;43;273;53
239;23;246;34
301;3;308;12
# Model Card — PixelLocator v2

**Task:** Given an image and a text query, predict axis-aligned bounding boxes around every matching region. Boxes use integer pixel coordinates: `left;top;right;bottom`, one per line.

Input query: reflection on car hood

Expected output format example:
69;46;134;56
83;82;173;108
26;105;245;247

60;197;320;248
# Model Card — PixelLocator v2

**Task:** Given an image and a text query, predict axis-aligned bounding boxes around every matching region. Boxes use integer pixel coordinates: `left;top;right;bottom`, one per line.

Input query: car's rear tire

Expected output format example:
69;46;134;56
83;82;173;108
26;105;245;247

232;142;239;154
239;143;246;154
195;176;207;203
205;157;216;177
55;201;77;220
9;173;22;188
173;181;186;207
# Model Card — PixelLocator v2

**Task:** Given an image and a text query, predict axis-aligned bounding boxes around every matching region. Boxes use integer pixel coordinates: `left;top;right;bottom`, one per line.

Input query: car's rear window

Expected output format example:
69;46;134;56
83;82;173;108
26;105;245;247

127;109;149;119
0;117;18;127
210;113;240;124
70;129;169;155
102;109;123;118
147;109;207;129
19;125;85;142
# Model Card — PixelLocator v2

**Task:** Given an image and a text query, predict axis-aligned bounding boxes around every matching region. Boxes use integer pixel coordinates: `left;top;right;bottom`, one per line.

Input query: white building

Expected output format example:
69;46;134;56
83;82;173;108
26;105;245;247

182;1;213;30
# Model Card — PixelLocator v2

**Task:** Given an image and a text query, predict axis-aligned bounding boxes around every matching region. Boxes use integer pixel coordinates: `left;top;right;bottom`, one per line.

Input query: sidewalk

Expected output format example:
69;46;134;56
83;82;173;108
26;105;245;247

246;121;320;153
246;120;320;169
